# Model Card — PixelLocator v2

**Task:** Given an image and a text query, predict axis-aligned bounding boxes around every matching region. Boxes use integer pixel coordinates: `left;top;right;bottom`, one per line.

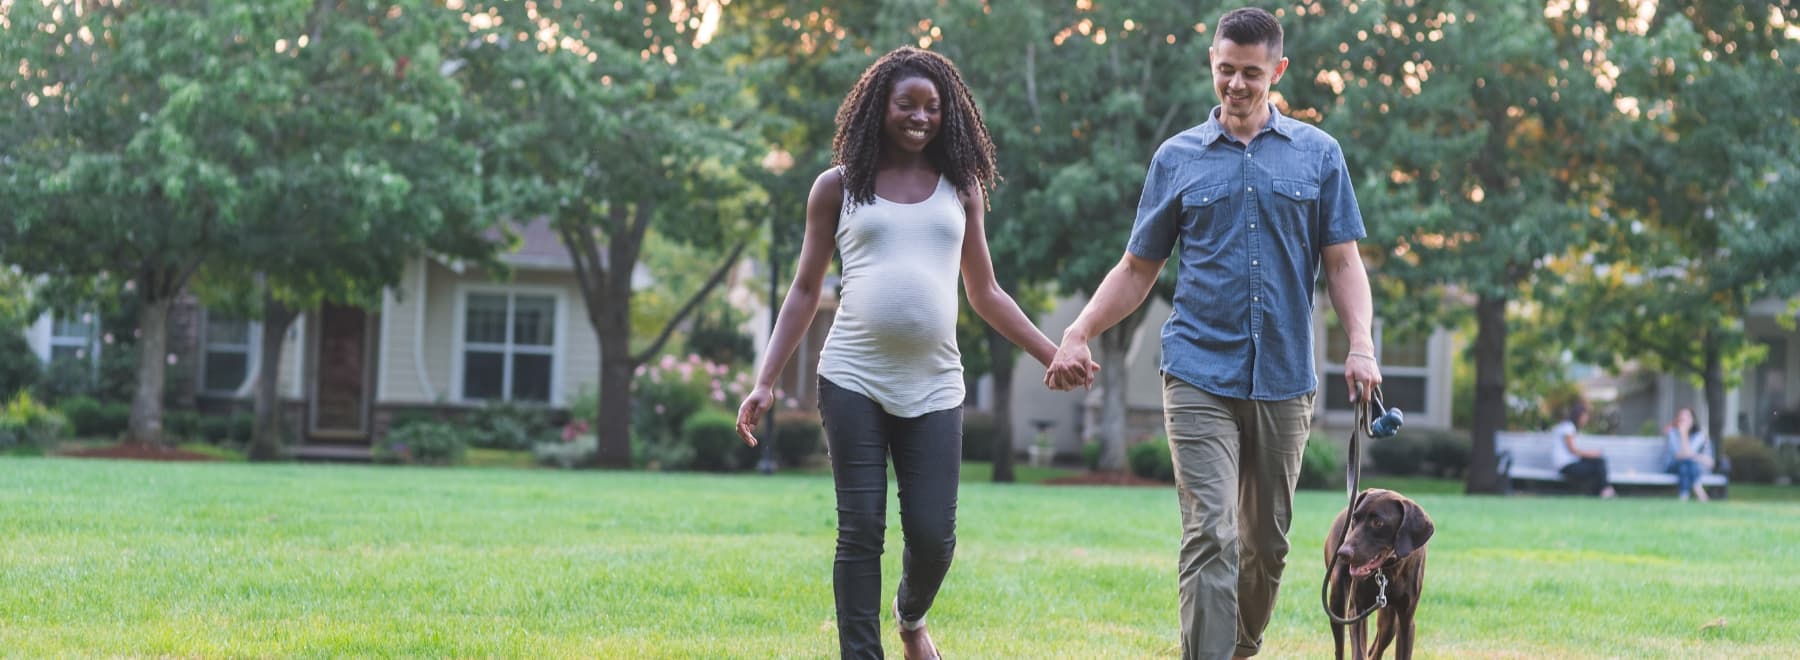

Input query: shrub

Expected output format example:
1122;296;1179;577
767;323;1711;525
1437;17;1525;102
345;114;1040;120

57;398;133;441
229;413;255;444
683;409;742;472
1128;439;1175;482
163;410;202;443
1418;429;1471;479
198;415;234;447
1774;444;1800;484
534;432;597;469
1299;433;1343;491
0;390;68;450
643;435;697;471
1722;435;1778;484
960;411;995;462
1081;441;1102;470
773;411;824;467
376;421;469;466
465;401;555;451
1368;434;1425;476
0;329;39;401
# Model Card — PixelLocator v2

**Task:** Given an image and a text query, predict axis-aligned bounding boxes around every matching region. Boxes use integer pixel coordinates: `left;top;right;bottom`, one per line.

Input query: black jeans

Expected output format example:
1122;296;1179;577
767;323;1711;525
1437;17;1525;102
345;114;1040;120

818;377;962;659
1561;457;1611;496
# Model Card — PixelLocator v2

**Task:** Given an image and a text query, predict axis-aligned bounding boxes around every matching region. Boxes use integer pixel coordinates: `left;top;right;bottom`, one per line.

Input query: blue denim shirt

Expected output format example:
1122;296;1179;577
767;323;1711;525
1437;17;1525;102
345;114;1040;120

1126;105;1365;401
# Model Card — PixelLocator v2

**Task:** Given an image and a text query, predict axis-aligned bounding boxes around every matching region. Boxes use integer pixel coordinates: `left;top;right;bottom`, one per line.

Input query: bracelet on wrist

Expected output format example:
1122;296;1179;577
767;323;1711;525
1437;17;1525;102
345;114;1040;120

1346;351;1377;363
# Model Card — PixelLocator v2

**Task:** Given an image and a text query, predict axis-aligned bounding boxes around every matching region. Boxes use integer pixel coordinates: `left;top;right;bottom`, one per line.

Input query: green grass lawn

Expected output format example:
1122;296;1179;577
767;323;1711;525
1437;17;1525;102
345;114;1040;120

2;457;1797;658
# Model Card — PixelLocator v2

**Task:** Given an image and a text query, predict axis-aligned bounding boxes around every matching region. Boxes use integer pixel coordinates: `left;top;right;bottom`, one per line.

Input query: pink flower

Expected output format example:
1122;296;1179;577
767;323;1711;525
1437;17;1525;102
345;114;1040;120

655;404;666;415
166;353;178;365
785;398;799;409
688;354;702;364
660;354;676;369
712;390;726;402
561;419;589;442
635;365;647;376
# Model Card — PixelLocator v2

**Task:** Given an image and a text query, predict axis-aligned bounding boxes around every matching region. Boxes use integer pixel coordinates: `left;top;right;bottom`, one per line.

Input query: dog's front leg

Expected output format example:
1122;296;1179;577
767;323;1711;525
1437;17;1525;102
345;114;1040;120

1393;608;1416;660
1369;607;1396;660
1349;610;1369;660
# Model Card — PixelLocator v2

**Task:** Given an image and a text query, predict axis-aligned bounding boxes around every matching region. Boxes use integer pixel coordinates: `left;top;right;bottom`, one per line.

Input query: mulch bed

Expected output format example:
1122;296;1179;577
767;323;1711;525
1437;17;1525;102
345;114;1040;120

58;442;218;462
1042;471;1168;487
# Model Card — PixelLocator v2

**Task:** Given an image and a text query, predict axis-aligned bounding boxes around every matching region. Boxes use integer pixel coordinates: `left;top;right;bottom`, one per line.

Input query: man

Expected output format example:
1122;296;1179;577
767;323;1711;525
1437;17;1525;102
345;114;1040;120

1043;8;1381;659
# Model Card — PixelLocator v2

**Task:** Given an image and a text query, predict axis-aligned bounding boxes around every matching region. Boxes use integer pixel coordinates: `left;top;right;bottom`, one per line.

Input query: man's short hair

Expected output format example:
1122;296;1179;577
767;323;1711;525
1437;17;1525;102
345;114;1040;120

1214;7;1284;56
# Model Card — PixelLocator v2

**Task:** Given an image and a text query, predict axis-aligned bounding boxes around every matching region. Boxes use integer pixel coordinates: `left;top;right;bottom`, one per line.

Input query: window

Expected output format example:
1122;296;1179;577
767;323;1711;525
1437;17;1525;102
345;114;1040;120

201;314;257;394
48;310;98;365
1323;318;1430;416
461;292;557;403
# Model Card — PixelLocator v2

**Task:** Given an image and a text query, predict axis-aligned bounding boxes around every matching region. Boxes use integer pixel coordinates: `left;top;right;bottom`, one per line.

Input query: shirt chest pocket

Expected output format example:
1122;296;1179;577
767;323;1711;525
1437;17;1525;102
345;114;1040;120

1180;184;1233;241
1271;178;1320;232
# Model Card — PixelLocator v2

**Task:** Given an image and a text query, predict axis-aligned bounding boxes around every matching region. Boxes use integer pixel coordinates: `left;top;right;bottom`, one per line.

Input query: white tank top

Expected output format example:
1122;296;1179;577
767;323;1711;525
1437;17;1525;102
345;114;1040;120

817;174;966;417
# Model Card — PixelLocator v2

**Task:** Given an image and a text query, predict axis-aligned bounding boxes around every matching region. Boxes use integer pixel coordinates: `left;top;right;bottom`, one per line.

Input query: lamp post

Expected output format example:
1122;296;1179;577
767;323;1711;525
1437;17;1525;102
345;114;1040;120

759;148;795;475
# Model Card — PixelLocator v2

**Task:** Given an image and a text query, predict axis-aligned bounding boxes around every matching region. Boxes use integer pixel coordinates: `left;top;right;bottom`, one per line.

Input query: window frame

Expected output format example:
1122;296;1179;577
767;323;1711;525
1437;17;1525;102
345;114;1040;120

450;284;567;406
198;310;260;396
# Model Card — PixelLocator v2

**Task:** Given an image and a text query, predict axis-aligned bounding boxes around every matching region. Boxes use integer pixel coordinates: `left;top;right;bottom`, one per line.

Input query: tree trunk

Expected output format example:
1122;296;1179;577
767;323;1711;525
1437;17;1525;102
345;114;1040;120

127;297;173;446
594;275;635;468
250;294;299;462
986;326;1016;483
1702;325;1726;461
1466;293;1508;494
1091;321;1135;472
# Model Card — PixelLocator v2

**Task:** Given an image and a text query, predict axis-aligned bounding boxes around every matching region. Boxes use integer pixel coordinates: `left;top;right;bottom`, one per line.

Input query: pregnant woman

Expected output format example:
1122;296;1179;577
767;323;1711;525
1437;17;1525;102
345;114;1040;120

734;46;1089;659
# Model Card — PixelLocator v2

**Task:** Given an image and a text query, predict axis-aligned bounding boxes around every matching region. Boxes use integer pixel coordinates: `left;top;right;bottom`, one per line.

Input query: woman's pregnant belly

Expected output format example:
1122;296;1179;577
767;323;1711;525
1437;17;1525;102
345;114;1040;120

836;265;958;355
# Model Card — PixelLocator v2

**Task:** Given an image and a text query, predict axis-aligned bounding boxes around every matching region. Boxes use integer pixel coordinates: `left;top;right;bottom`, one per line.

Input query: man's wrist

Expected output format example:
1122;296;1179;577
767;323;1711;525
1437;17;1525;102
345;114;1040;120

1061;325;1090;345
1346;350;1377;364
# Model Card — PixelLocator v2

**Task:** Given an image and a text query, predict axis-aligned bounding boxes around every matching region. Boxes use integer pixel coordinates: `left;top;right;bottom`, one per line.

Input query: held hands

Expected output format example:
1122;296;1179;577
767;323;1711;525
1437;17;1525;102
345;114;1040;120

1043;335;1102;391
735;386;773;447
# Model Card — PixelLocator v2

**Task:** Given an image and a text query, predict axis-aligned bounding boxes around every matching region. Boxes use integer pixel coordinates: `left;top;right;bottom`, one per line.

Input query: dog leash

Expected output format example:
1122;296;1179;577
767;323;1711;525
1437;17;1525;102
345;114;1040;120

1320;385;1401;625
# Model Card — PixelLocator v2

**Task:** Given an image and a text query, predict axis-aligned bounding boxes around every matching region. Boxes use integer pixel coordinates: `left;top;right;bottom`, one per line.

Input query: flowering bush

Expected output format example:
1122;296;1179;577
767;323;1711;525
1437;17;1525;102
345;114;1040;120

630;353;755;447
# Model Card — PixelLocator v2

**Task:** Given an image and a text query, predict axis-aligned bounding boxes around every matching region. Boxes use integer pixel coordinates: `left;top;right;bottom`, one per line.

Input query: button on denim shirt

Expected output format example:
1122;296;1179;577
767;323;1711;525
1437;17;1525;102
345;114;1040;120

1127;105;1365;401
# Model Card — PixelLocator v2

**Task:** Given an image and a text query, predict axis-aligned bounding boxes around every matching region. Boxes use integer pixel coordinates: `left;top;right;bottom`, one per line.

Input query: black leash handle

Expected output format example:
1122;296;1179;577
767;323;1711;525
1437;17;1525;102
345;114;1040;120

1321;384;1389;625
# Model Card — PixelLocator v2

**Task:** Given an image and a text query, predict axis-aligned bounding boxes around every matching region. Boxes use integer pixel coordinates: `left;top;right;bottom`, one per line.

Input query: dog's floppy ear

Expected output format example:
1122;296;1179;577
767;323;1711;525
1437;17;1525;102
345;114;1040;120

1393;498;1435;559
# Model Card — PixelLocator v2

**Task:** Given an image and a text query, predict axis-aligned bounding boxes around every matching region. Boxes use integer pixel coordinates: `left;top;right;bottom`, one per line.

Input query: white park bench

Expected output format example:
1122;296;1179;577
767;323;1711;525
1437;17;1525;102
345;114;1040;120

1494;431;1729;496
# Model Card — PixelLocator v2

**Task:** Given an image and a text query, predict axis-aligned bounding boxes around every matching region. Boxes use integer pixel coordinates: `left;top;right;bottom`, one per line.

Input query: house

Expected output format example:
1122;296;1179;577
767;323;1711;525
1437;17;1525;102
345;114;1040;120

22;218;605;458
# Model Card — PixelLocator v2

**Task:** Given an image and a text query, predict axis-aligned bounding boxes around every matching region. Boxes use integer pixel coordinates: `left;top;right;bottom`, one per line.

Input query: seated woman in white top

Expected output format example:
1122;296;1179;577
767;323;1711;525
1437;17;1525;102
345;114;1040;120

1550;400;1615;498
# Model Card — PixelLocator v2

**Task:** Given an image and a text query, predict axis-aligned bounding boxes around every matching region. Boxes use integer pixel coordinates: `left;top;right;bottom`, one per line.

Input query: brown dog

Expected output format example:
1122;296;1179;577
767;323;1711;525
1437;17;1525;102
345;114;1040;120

1324;488;1435;660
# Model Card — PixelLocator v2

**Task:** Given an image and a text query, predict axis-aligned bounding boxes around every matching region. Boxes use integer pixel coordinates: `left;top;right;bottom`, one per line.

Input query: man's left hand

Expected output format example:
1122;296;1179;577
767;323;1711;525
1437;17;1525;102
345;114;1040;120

1344;352;1383;403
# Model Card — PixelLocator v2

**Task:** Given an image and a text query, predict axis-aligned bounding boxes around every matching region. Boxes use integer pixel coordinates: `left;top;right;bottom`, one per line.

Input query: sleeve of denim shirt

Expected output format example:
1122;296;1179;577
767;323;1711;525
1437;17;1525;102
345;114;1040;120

1126;145;1182;260
1320;141;1367;246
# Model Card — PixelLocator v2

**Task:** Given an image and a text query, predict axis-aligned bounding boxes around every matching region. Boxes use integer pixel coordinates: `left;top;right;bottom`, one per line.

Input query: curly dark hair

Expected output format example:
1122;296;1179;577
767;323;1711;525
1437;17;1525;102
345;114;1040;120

831;46;998;208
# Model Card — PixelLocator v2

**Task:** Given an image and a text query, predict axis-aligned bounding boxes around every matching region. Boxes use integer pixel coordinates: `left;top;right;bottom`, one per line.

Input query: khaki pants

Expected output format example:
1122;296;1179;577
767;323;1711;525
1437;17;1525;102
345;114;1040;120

1162;374;1315;659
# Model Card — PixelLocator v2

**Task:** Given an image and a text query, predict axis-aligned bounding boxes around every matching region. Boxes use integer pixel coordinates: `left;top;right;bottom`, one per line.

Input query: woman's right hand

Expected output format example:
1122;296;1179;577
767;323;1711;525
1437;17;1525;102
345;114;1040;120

736;386;773;447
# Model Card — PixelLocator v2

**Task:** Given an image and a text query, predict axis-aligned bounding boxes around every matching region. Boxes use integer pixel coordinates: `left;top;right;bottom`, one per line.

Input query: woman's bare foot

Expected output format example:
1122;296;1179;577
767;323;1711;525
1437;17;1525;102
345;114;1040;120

1693;484;1710;502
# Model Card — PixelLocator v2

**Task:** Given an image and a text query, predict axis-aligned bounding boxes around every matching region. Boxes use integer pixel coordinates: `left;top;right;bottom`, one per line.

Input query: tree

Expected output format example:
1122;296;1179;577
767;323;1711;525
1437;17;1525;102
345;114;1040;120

213;1;500;461
1;1;500;453
457;1;767;467
1322;1;1616;493
1555;2;1800;446
2;2;313;445
948;1;1305;473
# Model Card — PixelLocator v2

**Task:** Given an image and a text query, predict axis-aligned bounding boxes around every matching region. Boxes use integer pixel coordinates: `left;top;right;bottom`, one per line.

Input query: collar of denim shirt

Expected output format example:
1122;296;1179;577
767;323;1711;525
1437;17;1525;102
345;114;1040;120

1195;103;1297;146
